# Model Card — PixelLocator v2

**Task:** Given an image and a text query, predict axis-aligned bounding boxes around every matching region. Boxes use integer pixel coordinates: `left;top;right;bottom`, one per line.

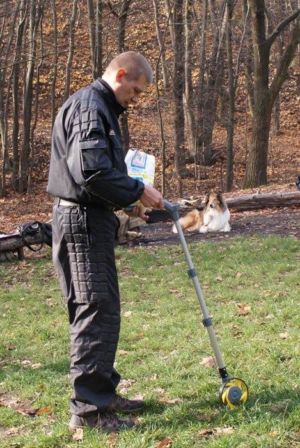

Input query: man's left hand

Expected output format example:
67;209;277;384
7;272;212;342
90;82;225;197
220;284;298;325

125;203;150;221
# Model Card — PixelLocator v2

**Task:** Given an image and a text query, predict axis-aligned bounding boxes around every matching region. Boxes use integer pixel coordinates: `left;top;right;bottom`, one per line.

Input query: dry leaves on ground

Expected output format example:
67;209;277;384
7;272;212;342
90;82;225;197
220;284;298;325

155;437;173;448
72;427;84;441
236;303;251;316
200;356;216;368
0;394;53;418
198;426;234;439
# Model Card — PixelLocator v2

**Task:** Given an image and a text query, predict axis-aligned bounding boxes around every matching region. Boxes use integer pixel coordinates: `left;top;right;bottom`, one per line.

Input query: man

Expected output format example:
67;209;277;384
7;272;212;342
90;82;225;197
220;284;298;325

47;51;164;432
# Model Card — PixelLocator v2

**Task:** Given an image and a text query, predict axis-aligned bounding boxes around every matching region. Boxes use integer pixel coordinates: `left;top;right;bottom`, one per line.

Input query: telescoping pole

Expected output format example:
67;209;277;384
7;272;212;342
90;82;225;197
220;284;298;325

164;200;229;381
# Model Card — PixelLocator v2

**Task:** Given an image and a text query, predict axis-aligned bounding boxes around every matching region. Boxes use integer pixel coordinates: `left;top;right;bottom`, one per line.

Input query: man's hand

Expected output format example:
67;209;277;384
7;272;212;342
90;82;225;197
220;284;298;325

140;184;164;209
125;203;150;221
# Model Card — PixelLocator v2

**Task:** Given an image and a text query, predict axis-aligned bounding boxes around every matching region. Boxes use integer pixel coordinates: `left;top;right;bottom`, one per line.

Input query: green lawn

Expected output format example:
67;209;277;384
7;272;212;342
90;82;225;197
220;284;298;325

0;235;299;447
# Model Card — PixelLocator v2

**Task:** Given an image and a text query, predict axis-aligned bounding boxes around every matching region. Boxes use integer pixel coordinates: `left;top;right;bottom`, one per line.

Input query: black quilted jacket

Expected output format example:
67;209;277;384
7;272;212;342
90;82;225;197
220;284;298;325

47;79;144;209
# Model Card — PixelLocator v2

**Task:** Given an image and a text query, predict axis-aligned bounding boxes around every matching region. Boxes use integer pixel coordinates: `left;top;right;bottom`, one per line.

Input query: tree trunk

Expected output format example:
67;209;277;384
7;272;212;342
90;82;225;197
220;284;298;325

11;1;26;190
95;0;103;77
64;0;78;102
155;44;167;196
183;0;197;159
225;0;234;192
244;99;272;187
19;0;42;193
0;1;20;195
173;0;186;183
153;0;169;89
87;0;96;79
197;0;227;165
51;0;58;128
244;0;300;187
117;0;132;153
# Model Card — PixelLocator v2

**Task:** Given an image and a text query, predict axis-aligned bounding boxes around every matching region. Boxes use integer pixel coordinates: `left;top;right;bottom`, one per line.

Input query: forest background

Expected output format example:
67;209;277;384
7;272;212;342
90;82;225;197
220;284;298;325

0;0;299;232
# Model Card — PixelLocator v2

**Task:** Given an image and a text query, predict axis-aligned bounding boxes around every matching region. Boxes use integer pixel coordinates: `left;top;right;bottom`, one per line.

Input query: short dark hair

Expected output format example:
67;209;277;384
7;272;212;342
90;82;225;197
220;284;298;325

105;51;153;83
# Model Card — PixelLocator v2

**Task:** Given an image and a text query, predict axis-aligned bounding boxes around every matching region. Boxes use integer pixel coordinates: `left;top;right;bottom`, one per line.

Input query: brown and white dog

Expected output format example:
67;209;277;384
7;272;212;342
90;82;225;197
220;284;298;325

172;192;231;234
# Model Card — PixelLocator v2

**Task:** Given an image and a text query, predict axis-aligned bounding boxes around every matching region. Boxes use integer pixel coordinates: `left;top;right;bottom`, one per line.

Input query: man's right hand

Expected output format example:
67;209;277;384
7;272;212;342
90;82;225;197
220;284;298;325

139;184;164;209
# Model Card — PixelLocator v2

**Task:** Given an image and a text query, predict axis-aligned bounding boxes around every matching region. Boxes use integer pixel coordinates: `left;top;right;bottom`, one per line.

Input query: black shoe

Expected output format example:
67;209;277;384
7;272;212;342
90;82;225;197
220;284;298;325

107;395;144;413
69;412;136;432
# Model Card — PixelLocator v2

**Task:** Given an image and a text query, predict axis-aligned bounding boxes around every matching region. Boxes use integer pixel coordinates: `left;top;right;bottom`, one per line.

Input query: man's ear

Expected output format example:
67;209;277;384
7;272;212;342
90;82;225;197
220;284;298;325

116;68;126;82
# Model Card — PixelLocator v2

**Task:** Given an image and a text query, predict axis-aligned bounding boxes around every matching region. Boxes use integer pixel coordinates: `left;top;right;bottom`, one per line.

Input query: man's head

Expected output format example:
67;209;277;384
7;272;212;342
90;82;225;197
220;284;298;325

102;51;153;108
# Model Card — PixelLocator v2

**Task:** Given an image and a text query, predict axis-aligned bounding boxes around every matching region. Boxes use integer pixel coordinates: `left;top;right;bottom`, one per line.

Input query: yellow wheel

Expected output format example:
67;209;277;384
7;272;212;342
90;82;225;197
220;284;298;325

219;378;249;409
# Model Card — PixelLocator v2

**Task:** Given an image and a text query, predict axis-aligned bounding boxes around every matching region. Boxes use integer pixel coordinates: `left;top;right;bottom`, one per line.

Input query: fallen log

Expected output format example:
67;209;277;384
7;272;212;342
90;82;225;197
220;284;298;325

225;191;300;211
147;191;300;223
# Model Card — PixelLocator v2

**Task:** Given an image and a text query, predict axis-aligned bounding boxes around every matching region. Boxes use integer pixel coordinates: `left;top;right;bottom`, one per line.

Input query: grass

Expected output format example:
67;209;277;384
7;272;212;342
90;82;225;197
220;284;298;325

0;235;299;447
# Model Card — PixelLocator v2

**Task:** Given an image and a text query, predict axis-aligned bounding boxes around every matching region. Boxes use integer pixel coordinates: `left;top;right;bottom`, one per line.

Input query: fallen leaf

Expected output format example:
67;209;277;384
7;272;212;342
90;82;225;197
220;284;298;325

132;393;144;401
118;378;136;394
158;397;183;404
0;395;37;416
155;437;173;448
279;332;288;339
198;428;214;438
36;405;52;416
215;427;234;435
236;303;251;316
2;425;25;437
21;360;32;367
118;350;129;355
31;363;42;369
72;427;83;441
124;311;132;317
200;356;216;368
108;432;118;447
198;426;234;438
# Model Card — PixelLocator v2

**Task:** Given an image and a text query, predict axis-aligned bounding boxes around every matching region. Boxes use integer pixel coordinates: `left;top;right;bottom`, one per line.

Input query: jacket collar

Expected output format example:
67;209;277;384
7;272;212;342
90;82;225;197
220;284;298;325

94;78;125;117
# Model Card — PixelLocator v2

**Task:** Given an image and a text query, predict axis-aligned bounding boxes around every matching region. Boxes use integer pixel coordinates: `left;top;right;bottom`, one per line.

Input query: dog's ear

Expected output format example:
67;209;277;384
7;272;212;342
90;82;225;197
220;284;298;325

216;191;225;207
204;191;210;207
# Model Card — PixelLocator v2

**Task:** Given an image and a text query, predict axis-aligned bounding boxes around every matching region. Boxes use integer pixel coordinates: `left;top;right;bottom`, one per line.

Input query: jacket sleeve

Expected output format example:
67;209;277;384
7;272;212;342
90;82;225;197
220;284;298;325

67;108;144;208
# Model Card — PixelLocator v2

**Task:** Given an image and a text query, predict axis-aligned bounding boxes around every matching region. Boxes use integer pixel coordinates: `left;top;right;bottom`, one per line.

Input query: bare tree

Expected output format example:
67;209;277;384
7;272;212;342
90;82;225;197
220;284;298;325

64;0;79;101
183;0;197;160
51;0;58;128
0;1;20;194
224;0;248;191
225;0;234;191
244;0;300;187
172;0;186;190
153;0;169;89
106;0;133;153
87;0;103;79
11;1;27;190
19;0;43;192
199;0;227;165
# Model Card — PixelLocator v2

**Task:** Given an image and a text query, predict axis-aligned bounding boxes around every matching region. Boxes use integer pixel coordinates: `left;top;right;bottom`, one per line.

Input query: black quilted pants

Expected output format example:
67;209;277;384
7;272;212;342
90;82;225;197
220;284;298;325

52;203;121;416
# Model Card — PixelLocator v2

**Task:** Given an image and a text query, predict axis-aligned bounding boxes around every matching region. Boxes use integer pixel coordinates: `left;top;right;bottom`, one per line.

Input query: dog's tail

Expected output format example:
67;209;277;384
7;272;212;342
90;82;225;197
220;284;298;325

171;209;202;233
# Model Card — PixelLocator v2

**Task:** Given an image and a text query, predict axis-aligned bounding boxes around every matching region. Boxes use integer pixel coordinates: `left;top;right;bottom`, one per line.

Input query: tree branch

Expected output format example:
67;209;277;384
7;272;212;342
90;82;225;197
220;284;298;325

266;8;300;48
269;19;300;100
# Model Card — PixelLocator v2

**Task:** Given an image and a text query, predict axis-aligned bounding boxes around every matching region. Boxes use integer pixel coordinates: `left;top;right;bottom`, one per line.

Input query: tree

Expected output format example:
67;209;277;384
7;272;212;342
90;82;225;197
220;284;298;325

244;0;300;187
172;0;186;188
87;0;103;80
64;0;79;102
19;0;44;193
0;1;20;195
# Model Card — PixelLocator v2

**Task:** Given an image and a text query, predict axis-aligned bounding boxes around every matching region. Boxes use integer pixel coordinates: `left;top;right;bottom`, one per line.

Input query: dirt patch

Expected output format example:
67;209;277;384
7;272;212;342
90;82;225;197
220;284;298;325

134;208;300;246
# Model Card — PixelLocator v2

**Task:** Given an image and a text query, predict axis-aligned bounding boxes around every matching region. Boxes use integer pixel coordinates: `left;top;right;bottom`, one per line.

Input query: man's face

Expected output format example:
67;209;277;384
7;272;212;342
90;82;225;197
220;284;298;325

114;72;148;108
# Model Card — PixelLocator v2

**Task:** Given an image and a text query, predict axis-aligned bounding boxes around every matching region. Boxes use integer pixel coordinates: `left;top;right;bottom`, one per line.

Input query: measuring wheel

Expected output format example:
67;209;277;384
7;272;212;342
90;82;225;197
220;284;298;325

220;378;249;409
